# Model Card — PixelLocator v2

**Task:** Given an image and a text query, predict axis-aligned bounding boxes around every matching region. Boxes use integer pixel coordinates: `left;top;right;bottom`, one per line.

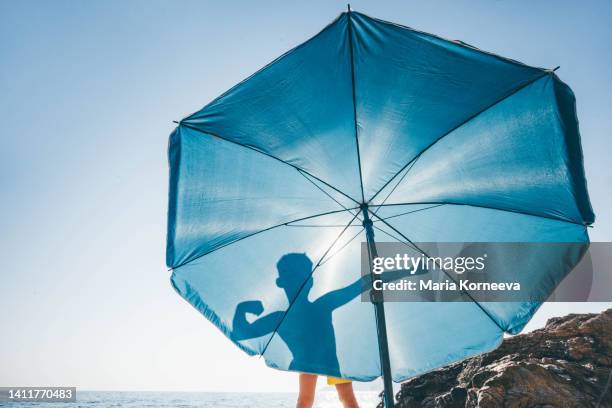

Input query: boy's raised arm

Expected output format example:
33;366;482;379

316;266;428;311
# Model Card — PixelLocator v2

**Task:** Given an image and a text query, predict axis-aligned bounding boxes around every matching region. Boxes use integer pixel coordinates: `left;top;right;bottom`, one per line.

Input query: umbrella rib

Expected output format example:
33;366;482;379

371;156;421;218
372;224;425;256
372;204;446;222
179;14;346;121
347;9;366;203
371;201;586;227
259;211;362;358
368;210;507;333
178;122;361;206
286;224;362;228
357;11;550;72
368;71;550;203
169;207;359;271
298;169;359;216
319;226;365;266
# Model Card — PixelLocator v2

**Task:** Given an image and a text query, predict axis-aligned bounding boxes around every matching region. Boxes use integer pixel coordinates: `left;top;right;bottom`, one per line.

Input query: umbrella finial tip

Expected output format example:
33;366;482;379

347;4;351;12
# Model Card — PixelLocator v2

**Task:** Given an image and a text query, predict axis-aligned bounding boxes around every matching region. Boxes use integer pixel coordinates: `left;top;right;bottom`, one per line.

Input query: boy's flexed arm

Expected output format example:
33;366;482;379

231;300;284;341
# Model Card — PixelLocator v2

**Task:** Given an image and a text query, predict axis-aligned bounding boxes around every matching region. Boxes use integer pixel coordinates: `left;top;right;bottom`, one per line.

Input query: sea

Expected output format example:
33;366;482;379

0;391;381;407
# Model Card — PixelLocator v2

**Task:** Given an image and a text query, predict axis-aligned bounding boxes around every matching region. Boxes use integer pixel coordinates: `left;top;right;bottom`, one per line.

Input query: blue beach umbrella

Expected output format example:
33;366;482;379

166;8;593;407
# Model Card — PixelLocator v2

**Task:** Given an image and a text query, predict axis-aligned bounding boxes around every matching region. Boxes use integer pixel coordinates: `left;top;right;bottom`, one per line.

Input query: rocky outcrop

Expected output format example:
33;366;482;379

388;309;611;408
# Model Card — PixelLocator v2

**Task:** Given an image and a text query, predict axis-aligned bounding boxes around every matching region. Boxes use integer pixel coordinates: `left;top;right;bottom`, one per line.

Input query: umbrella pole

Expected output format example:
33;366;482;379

361;206;394;407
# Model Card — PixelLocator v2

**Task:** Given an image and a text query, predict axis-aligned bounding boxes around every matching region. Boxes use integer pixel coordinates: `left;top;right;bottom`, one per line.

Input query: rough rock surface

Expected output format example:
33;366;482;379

384;309;611;408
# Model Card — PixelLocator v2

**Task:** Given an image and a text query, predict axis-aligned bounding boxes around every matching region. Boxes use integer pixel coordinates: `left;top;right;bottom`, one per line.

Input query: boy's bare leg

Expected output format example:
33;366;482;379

297;373;318;408
335;382;359;408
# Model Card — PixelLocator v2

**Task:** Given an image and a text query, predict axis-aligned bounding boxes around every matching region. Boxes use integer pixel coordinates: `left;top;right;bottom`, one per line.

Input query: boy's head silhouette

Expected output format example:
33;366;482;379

275;253;313;299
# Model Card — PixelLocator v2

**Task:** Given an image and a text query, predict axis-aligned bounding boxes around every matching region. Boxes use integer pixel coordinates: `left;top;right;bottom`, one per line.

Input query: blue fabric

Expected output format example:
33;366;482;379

166;11;593;382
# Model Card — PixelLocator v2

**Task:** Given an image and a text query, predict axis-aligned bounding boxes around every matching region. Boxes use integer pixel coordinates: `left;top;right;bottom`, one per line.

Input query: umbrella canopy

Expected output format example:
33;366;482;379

166;7;594;400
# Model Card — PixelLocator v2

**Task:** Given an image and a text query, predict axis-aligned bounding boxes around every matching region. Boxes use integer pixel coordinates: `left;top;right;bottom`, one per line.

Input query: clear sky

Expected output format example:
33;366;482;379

1;0;610;393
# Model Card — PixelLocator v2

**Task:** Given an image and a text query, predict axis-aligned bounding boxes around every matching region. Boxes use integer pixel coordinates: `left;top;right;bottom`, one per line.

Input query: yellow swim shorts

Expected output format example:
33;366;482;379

327;376;352;385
